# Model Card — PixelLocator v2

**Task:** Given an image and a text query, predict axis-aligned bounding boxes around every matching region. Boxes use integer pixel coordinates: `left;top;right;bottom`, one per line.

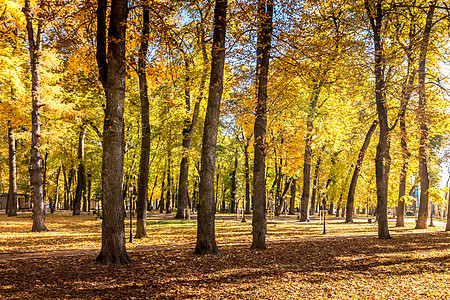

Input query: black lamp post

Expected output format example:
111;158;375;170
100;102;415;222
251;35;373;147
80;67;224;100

129;183;134;243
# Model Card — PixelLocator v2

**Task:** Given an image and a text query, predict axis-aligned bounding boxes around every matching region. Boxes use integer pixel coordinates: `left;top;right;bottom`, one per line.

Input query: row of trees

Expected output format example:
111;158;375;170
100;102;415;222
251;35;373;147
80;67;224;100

0;0;449;264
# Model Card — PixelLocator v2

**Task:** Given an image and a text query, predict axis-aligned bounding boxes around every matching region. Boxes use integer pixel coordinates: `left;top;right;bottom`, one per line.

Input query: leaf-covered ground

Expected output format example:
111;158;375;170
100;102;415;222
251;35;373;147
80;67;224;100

0;212;449;299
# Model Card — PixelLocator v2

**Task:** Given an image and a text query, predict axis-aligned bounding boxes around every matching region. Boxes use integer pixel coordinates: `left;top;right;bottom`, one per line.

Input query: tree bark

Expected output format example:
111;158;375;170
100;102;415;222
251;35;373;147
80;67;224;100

159;172;165;213
289;178;296;215
415;2;436;229
195;0;228;255
166;152;171;213
230;151;238;213
251;0;273;250
396;56;415;227
96;0;130;265
346;120;378;223
7;124;17;217
366;0;391;239
446;189;450;231
244;136;251;214
74;125;86;215
24;0;46;232
52;166;61;213
136;4;150;238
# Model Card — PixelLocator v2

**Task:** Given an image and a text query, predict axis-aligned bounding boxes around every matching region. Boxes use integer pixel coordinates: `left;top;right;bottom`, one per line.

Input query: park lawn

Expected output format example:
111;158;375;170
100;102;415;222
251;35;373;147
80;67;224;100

0;229;449;299
0;211;446;254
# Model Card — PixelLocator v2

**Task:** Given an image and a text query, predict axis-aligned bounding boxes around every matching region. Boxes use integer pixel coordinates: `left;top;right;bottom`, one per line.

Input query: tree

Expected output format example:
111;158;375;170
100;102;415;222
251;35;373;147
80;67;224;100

23;0;47;232
136;3;150;239
415;1;436;229
195;0;228;255
365;0;391;239
7;123;17;217
73;125;86;215
346;120;378;223
96;0;130;265
251;0;274;250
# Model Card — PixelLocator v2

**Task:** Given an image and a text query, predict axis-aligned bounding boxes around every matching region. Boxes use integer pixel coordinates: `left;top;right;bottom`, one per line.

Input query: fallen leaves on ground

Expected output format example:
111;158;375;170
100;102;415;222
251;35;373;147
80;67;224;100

0;231;449;299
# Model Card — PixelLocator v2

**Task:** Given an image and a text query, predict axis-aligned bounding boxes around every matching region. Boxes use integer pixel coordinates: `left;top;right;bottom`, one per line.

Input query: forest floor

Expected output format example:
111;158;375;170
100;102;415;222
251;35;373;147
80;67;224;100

0;212;449;299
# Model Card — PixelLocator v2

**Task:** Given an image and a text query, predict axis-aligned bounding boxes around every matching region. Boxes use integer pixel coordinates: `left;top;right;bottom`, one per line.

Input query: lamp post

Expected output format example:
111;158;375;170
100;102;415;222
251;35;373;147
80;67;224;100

129;183;134;243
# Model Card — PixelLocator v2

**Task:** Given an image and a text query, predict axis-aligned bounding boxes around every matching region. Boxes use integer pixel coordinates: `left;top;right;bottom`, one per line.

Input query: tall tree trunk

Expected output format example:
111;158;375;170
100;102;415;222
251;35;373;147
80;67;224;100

251;0;273;250
244;136;251;214
396;58;415;227
175;27;208;219
148;175;158;210
159;171;166;213
96;0;130;265
136;4;150;238
166;152;171;214
310;149;324;216
42;150;48;214
366;0;391;239
277;177;292;214
274;159;282;216
346;120;378;223
195;0;227;255
230;151;238;213
24;0;46;232
7;124;17;217
289;178;296;215
86;173;91;213
52;167;61;213
446;189;450;231
415;2;435;229
74;125;86;215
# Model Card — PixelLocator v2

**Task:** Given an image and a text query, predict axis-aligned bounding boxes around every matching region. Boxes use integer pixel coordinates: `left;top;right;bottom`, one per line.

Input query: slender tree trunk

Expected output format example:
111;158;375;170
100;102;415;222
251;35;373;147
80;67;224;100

310;150;324;216
7;124;17;217
159;171;165;213
244;137;251;214
176;27;208;219
74;126;86;215
24;0;46;231
195;0;227;255
346;120;378;223
135;4;150;238
366;0;390;239
96;0;130;265
446;190;450;231
148;175;158;210
396;60;415;227
52;166;61;213
87;174;91;213
166;152;171;214
251;0;273;250
415;2;435;229
289;178;296;215
230;152;238;213
274;159;282;216
277;177;292;214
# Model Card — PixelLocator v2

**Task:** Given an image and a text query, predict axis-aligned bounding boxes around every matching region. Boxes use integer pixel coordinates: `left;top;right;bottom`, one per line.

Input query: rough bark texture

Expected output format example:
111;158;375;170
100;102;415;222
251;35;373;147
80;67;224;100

195;0;227;255
136;5;150;238
73;126;86;215
24;0;47;232
289;178;296;215
346;120;378;223
251;0;273;250
415;2;435;229
366;0;390;239
96;0;130;265
7;124;17;217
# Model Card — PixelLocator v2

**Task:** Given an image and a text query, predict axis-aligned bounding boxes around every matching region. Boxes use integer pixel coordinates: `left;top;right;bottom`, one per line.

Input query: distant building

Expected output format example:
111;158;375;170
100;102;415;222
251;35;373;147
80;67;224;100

0;193;31;211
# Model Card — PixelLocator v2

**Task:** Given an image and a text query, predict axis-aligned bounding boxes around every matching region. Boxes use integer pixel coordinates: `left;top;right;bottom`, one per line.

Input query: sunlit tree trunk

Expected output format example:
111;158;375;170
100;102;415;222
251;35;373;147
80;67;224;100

96;0;130;265
7;123;17;217
251;0;273;250
289;178;296;215
24;0;46;232
230;151;238;213
415;2;436;229
244;136;251;214
74;125;86;215
136;4;150;238
365;0;390;239
346;120;378;223
195;0;228;255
